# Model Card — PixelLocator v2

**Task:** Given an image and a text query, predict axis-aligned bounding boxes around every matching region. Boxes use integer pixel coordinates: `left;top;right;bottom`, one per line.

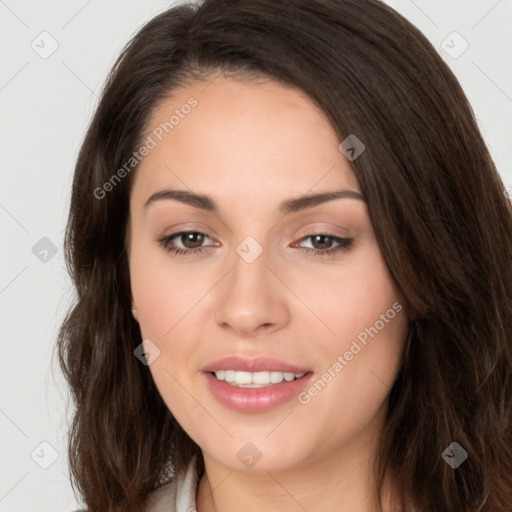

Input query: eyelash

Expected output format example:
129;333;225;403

156;231;353;258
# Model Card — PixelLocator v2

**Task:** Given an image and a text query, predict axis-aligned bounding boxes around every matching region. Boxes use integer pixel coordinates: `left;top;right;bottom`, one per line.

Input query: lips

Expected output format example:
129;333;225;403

200;356;313;413
199;355;311;374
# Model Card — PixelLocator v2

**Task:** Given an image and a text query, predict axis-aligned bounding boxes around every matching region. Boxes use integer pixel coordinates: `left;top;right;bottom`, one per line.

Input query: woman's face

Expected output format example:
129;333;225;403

128;75;408;473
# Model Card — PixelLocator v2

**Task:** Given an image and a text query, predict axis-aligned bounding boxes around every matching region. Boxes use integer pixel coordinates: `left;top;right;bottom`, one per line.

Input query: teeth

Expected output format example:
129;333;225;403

213;370;306;387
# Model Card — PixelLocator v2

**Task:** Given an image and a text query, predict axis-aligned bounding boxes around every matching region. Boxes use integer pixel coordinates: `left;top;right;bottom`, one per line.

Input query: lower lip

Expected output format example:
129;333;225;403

202;372;313;413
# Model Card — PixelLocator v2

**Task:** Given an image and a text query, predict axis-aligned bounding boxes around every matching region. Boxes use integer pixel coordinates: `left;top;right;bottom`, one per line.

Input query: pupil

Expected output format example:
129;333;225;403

313;235;331;250
183;233;203;249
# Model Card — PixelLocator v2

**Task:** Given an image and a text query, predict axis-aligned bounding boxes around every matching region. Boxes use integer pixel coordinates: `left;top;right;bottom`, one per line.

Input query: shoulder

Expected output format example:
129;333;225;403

68;482;178;512
69;455;199;512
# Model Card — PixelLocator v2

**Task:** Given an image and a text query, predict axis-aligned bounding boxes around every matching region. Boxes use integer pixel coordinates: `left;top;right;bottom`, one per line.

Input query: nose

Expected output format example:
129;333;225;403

214;245;290;337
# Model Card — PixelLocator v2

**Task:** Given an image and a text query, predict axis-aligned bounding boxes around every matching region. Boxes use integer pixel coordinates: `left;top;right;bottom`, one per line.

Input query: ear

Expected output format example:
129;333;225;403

131;298;139;322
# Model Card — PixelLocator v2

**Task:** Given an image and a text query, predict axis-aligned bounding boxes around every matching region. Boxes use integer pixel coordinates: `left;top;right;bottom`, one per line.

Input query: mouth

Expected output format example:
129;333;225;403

202;369;314;413
200;356;313;412
210;370;307;388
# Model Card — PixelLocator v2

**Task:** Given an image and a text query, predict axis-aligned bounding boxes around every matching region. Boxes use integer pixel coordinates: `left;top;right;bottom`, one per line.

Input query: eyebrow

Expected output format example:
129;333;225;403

143;188;366;214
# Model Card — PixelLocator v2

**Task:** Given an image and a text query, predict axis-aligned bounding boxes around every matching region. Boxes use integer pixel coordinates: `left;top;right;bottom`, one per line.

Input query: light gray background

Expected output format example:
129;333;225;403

1;1;511;510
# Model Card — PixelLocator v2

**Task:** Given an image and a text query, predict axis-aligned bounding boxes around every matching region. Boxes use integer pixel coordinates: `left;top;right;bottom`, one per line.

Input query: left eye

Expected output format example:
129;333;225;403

157;231;353;257
293;234;353;256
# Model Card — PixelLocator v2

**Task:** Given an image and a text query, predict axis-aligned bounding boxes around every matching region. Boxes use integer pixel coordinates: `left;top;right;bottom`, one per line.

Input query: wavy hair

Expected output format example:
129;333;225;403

57;0;512;510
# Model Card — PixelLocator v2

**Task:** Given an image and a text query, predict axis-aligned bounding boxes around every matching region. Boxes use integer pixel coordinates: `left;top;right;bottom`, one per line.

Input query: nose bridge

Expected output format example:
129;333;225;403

213;237;289;334
232;241;269;292
227;238;274;307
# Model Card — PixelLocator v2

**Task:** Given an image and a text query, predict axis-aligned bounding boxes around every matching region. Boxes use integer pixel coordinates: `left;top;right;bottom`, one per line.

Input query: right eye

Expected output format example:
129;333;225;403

157;231;216;256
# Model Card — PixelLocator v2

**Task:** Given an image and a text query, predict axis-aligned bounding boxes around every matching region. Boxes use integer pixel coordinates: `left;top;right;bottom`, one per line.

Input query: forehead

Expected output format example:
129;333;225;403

130;76;361;209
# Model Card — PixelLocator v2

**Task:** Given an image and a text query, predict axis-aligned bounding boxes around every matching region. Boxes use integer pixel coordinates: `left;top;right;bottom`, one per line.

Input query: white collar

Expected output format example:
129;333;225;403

145;455;199;512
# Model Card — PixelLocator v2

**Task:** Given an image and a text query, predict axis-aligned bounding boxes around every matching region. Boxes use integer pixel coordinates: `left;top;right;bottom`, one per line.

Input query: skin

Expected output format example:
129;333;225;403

127;75;408;512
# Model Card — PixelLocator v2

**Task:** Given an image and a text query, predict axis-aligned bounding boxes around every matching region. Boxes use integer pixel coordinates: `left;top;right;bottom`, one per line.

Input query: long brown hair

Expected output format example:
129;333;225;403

57;0;512;510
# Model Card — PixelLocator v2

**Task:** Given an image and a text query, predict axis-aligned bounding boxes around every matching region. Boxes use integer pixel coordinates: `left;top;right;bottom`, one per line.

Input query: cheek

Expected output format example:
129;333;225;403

129;243;205;425
295;246;407;415
129;240;211;339
294;243;403;344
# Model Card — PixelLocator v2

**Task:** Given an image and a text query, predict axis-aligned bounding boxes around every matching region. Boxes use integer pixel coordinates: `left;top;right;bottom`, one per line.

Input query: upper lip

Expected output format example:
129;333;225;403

200;356;311;374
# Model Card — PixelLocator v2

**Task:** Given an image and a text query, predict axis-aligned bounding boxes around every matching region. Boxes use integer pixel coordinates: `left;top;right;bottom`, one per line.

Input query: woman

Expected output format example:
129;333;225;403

57;0;512;511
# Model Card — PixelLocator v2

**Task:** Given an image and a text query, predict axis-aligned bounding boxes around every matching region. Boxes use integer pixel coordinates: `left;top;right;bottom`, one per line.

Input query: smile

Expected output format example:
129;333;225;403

203;371;313;412
212;370;306;387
